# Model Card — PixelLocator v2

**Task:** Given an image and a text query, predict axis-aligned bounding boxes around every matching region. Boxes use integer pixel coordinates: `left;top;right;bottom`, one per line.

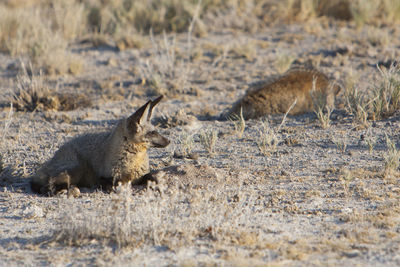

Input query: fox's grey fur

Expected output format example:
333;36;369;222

30;96;169;195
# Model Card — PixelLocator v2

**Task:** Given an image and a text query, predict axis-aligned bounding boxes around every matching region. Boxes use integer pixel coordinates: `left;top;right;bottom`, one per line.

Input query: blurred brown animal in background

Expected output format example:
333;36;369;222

225;68;341;120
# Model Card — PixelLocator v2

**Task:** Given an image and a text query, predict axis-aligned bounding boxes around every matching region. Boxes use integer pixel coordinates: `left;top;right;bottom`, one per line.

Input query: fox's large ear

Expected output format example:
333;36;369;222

127;100;151;131
147;95;163;121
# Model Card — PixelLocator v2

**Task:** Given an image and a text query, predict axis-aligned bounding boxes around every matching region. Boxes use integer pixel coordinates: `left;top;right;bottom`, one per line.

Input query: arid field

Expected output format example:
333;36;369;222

1;0;400;266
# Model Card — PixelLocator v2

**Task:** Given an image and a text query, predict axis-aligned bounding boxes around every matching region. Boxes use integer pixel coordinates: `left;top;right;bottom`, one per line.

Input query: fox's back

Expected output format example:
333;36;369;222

40;131;110;176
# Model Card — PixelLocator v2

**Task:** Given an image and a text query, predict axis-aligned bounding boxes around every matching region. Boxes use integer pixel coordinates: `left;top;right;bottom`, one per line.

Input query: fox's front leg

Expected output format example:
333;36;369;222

131;172;158;185
48;171;72;195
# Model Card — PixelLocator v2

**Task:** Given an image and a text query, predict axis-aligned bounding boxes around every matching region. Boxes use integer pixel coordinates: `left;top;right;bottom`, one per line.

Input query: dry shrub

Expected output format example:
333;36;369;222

370;64;400;120
52;166;270;251
345;64;400;124
116;33;147;51
11;63;91;112
85;0;205;36
383;134;400;178
0;3;84;74
52;183;214;249
11;62;51;112
2;0;400;77
350;0;380;27
138;33;192;97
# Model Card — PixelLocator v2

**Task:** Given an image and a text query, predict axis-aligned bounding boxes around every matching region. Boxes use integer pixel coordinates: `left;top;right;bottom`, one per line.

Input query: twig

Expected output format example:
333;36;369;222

277;98;297;131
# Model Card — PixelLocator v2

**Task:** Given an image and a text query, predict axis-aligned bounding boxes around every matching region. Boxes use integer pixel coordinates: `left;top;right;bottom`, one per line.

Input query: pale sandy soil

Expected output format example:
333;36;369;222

0;21;400;266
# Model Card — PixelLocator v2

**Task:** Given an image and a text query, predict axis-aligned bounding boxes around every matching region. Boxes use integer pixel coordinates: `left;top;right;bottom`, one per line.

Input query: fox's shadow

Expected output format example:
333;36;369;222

0;166;29;193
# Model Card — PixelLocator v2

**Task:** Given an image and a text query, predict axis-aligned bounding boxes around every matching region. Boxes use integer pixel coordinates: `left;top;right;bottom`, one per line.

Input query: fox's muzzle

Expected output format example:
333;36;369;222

152;135;170;148
146;131;170;148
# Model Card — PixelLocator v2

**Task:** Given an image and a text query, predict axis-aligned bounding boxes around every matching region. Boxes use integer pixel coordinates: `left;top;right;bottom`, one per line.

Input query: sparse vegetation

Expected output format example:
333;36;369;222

314;105;332;129
350;0;380;28
2;0;400;266
257;120;279;155
10;63;91;112
229;40;256;61
11;62;51;112
365;129;377;154
383;134;400;178
178;131;195;157
333;134;348;154
1;0;400;74
199;129;218;156
275;53;295;74
344;85;370;127
370;64;400;120
345;64;400;124
312;78;333;129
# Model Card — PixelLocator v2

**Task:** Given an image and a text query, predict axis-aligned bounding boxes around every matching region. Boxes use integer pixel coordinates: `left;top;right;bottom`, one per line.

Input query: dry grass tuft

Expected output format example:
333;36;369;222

274;53;295;74
11;62;51;112
10;63;91;112
199;129;218;156
177;131;195;158
0;2;85;74
365;128;377;154
333;133;347;154
370;64;400;120
2;0;400;76
383;134;400;178
52;173;268;251
229;107;246;138
257;120;279;156
344;85;370;127
345;64;400;124
312;78;333;129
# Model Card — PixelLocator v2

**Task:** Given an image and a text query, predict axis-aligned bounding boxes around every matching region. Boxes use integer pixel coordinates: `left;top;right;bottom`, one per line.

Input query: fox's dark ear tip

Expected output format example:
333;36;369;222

153;95;163;102
151;95;164;106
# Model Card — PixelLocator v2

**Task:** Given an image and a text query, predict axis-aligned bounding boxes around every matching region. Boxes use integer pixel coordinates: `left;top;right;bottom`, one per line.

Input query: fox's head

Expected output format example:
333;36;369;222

123;96;169;148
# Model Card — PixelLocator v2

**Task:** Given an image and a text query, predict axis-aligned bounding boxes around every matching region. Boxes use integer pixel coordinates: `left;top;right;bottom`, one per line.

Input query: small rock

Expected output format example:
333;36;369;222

188;152;199;160
342;250;360;258
107;58;118;67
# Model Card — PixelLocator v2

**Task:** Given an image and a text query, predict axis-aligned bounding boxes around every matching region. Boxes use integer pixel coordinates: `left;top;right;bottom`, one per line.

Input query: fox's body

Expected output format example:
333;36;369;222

30;96;169;195
225;68;341;120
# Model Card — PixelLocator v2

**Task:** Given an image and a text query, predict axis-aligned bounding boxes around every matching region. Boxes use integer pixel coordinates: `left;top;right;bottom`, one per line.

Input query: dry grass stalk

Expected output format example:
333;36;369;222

384;134;400;178
333;135;347;154
229;107;246;138
277;98;297;131
365;128;377;154
312;78;333;129
1;103;14;143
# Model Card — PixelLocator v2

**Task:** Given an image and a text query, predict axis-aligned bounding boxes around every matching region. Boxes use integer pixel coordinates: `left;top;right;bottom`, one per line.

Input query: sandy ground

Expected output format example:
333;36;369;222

1;21;400;266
